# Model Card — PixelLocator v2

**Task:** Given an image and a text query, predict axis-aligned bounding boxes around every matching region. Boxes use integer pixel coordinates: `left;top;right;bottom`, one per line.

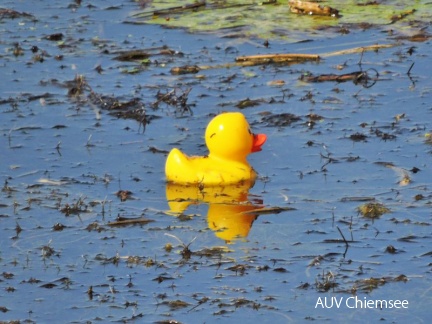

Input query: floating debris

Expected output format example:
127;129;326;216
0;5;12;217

315;271;338;292
38;178;68;186
107;215;154;227
373;128;397;141
164;233;196;261
60;196;88;216
236;53;320;65
226;264;251;275
375;162;414;186
194;246;233;258
41;242;59;259
349;132;368;142
300;69;379;88
261;113;301;127
86;222;106;232
288;0;340;17
44;33;63;41
160;299;191;311
0;8;34;19
170;65;200;75
116;190;133;201
385;245;397;254
235;98;264;109
52;223;66;231
357;202;390;219
397;235;418;243
152;88;193;115
354;275;408;293
340;196;376;202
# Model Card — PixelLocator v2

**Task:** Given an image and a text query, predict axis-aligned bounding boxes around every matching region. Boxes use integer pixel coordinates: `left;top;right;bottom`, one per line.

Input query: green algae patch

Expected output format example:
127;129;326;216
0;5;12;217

130;0;432;41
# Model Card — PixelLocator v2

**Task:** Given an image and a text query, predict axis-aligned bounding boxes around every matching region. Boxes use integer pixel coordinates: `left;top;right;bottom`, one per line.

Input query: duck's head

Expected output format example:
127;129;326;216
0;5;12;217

205;112;266;162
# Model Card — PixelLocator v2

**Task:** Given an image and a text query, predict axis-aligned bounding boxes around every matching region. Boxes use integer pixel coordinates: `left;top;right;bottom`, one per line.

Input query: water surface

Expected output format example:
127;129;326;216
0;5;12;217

1;1;431;323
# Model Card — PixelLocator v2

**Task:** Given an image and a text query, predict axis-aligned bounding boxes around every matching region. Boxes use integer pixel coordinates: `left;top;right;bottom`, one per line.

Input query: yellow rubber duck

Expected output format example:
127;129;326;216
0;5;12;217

165;112;266;185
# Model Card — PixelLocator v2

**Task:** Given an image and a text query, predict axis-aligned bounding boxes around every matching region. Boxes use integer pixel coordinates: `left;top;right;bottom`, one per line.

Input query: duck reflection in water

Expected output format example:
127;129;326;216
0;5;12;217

166;181;263;243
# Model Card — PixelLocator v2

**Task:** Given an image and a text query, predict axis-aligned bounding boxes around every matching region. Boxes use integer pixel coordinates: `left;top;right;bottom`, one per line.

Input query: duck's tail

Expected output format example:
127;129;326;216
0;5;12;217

165;148;188;182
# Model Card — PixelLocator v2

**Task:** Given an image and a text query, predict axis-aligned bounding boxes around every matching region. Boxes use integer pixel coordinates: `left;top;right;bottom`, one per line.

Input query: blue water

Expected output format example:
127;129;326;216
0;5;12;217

1;1;431;323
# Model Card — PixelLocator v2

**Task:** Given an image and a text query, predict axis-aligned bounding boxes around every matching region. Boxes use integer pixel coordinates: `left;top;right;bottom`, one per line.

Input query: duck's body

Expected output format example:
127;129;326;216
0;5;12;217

165;112;266;186
166;148;256;185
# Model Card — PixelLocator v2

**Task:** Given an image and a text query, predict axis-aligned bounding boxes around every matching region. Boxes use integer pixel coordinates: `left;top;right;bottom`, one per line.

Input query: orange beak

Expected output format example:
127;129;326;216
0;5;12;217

251;133;267;152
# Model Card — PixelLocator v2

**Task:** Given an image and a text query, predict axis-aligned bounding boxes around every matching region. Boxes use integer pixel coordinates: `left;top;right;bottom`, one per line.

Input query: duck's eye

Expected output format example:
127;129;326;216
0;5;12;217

248;128;252;135
210;133;216;138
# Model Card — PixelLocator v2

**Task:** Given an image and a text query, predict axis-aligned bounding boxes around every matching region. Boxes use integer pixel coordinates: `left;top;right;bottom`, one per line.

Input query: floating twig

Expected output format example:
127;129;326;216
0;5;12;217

107;216;154;227
320;44;394;57
407;62;416;88
235;53;320;64
407;62;415;75
170;65;200;75
170;44;394;73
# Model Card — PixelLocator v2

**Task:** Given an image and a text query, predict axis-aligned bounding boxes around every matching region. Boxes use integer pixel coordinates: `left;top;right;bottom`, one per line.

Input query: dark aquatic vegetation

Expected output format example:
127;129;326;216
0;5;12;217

300;68;379;88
